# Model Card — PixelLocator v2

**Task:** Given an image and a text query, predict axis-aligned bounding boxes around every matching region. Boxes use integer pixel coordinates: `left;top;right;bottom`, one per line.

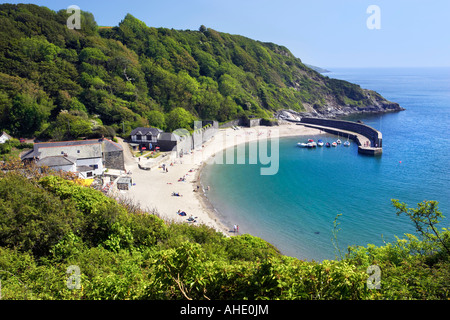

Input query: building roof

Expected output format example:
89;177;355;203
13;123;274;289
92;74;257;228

37;155;77;167
21;138;122;160
130;127;162;136
158;132;180;141
0;131;12;141
102;139;123;152
117;177;132;184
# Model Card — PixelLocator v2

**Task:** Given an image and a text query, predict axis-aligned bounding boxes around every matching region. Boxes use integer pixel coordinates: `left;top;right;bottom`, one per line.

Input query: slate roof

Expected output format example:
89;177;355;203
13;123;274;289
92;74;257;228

37;155;77;167
130;127;162;136
157;132;180;141
21;139;122;160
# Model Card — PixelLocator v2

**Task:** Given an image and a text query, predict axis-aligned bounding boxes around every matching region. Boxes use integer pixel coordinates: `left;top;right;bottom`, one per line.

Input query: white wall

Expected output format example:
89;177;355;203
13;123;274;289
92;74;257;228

77;157;104;176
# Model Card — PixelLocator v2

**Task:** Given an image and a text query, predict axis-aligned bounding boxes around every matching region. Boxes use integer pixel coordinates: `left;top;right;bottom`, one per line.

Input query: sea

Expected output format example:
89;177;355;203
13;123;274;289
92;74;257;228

201;67;450;261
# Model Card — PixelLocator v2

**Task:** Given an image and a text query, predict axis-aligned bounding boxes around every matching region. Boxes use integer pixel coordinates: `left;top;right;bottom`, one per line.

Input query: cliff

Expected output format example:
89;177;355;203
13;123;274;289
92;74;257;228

0;4;402;139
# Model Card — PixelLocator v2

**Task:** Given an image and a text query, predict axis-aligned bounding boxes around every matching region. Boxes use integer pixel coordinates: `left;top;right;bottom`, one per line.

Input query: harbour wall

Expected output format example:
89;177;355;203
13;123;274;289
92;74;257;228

299;117;383;156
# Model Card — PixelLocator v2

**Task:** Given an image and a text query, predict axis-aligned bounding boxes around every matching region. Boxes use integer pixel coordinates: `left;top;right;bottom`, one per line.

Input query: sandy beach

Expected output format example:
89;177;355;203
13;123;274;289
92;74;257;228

112;123;325;235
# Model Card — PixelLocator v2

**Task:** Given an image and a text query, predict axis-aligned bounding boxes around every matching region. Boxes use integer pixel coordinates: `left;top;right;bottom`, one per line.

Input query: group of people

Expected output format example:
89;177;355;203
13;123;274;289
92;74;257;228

176;210;197;223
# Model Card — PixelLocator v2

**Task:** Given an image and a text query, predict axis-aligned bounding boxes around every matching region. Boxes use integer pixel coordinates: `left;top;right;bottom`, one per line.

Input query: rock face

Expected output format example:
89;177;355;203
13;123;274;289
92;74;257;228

276;92;404;120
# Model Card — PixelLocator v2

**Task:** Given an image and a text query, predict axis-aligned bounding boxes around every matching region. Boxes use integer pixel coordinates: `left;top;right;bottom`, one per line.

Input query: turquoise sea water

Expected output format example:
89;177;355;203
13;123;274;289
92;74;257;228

201;68;450;261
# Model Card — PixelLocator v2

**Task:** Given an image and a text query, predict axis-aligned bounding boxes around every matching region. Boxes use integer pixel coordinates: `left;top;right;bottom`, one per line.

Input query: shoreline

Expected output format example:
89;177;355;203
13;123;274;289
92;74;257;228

115;123;326;236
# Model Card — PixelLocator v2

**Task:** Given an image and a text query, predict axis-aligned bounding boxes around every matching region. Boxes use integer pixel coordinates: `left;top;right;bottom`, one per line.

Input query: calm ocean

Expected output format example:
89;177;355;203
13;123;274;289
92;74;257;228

201;67;450;261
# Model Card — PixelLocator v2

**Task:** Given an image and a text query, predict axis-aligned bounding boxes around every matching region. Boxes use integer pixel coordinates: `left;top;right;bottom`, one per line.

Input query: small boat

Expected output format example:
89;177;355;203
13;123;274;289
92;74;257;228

336;139;342;144
344;140;350;147
317;139;324;147
311;141;317;147
306;142;314;148
326;142;331;147
332;142;337;147
297;142;308;148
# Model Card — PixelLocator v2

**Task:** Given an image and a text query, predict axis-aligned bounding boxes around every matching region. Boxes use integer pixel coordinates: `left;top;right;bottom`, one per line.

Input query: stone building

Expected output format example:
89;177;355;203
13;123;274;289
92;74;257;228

21;138;125;177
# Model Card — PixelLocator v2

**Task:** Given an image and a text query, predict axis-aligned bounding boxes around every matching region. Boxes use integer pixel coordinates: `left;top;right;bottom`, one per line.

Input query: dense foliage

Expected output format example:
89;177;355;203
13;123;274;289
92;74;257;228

0;165;448;300
0;3;392;140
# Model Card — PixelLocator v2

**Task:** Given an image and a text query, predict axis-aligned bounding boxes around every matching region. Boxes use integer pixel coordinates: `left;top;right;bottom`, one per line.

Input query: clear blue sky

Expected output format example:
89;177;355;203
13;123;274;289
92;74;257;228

5;0;450;68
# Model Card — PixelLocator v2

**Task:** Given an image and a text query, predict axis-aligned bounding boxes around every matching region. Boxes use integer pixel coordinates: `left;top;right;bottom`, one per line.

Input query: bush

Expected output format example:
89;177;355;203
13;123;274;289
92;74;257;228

1;168;449;300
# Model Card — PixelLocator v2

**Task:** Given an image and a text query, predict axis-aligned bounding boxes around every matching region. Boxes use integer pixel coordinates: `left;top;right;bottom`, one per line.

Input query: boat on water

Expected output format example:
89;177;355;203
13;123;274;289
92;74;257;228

317;139;324;147
336;139;342;144
332;142;337;147
344;140;350;146
297;142;308;148
326;142;331;147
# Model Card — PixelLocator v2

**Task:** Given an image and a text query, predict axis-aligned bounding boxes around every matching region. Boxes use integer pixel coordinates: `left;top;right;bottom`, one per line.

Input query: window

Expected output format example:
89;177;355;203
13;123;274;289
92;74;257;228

87;172;93;177
77;150;80;153
136;134;142;141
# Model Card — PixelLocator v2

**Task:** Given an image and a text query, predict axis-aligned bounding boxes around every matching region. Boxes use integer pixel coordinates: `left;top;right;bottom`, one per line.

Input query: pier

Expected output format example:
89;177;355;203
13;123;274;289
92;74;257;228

298;117;383;156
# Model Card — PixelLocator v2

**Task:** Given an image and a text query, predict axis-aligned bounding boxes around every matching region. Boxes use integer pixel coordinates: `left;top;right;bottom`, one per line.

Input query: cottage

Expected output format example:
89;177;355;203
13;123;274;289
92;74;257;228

130;127;162;150
0;132;12;144
21;138;124;178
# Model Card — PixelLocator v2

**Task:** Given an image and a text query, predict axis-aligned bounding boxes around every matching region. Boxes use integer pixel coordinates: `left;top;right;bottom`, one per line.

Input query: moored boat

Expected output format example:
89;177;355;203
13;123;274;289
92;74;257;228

298;142;308;148
344;140;350;146
326;142;331;147
332;142;337;147
317;139;324;147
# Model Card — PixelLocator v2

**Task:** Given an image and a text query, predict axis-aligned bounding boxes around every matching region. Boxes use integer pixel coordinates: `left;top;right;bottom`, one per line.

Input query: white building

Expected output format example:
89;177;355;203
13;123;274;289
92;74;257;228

21;138;124;178
0;132;12;144
130;127;162;150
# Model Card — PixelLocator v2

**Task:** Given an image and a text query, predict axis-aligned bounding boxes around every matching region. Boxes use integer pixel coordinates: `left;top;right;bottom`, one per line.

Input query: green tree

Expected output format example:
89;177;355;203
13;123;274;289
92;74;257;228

47;110;93;140
165;107;196;132
79;47;108;65
8;93;50;136
392;199;450;256
20;36;60;62
147;110;166;130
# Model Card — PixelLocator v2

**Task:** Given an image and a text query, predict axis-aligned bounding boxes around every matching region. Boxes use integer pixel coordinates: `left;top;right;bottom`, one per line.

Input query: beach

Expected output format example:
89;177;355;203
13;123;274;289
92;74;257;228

113;123;325;235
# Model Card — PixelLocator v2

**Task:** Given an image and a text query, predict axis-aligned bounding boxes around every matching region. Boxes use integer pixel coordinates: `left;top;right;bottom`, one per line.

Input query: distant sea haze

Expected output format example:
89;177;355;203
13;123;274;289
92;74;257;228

201;67;450;261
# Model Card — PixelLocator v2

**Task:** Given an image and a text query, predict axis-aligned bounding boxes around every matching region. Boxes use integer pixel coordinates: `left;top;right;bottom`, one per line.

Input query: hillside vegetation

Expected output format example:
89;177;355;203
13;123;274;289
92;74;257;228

0;4;400;141
0;163;449;300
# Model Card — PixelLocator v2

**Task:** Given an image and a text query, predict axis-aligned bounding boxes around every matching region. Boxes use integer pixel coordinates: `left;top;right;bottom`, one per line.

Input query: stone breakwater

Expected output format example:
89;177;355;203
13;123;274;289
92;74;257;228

299;117;383;156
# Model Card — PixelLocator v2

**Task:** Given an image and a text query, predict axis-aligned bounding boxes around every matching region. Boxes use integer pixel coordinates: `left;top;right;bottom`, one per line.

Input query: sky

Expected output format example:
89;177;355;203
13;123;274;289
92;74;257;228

4;0;450;68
